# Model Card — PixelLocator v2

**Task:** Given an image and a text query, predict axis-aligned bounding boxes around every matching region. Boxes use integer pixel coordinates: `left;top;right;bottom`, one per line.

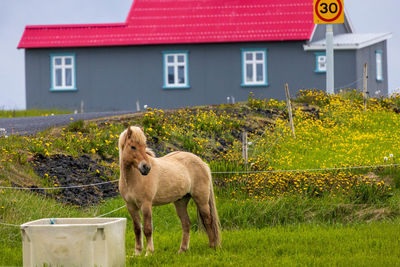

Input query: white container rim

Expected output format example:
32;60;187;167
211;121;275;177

20;217;126;229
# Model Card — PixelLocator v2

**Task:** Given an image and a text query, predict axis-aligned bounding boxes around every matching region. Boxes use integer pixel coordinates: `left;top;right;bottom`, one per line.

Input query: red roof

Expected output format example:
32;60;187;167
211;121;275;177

18;0;314;48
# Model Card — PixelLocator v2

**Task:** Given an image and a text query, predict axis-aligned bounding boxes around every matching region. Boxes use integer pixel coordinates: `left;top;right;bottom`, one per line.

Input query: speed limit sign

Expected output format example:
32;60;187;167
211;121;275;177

313;0;344;24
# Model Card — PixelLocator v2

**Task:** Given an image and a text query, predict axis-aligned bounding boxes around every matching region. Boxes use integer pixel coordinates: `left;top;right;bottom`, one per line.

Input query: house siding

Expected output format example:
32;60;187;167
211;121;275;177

25;42;360;112
355;41;388;96
311;24;350;42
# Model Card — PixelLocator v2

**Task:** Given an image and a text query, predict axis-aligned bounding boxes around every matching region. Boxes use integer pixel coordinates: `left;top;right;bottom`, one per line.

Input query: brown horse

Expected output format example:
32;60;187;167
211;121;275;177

118;126;221;255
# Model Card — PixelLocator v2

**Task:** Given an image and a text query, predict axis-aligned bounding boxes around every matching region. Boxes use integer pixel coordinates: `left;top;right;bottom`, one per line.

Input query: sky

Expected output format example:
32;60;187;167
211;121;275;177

0;0;399;110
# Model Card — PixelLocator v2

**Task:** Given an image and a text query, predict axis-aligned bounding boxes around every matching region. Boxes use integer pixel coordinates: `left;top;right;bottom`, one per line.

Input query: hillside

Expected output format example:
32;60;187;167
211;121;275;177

1;89;400;265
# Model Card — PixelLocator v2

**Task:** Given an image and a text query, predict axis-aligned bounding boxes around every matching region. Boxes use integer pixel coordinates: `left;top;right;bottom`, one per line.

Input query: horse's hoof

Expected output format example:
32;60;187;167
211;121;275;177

135;249;142;256
178;248;188;254
145;250;154;257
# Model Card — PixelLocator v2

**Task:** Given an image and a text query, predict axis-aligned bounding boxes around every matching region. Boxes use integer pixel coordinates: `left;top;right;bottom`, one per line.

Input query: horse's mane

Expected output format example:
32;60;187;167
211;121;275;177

145;148;156;157
128;126;147;145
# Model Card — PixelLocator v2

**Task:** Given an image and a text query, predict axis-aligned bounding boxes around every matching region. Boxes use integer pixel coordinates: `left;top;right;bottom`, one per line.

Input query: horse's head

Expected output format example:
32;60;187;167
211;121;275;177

120;126;152;175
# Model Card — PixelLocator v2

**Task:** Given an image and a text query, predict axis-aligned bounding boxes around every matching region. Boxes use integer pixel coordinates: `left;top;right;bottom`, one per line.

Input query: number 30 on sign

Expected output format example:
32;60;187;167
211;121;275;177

313;0;344;24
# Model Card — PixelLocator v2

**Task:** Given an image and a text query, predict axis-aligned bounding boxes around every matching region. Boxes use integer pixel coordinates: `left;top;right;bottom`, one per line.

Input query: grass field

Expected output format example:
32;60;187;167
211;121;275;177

1;195;400;266
1;90;400;265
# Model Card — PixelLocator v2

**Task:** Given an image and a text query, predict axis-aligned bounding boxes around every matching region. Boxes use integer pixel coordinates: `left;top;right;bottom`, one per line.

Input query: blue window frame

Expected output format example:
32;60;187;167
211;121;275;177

50;53;77;91
241;48;268;87
314;52;326;73
162;51;189;89
376;50;383;82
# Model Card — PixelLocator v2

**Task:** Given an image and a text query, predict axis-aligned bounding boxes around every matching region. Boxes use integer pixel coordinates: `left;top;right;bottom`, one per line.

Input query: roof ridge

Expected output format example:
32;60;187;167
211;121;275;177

25;23;127;30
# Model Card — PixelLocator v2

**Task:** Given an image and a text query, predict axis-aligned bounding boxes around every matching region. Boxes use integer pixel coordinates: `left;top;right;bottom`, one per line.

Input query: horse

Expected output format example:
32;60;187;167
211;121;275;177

118;126;221;255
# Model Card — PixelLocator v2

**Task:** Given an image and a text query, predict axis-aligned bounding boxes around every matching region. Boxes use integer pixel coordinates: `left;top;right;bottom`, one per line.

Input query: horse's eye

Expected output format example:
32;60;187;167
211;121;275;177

131;146;136;151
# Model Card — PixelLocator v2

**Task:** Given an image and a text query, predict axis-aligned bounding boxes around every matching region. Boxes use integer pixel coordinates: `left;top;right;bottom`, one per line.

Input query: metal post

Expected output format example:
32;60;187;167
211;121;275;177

326;24;334;94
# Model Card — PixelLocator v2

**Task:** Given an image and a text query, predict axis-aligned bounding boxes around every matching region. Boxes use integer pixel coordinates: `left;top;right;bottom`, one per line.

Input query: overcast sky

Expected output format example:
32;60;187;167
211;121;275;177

0;0;398;110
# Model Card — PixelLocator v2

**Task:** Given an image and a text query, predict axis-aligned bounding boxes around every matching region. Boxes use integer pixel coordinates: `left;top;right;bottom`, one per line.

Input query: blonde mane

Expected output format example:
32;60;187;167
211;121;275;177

118;126;155;157
129;126;147;145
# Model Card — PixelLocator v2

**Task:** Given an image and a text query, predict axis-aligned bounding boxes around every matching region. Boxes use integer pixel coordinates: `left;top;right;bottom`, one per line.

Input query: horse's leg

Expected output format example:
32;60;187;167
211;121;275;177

141;202;154;256
127;204;143;255
174;195;191;253
193;196;216;248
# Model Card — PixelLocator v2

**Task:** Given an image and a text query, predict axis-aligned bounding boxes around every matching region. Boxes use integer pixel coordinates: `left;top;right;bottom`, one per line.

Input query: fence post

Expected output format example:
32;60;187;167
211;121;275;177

363;63;368;111
242;131;248;166
80;100;84;114
284;83;296;138
136;99;141;112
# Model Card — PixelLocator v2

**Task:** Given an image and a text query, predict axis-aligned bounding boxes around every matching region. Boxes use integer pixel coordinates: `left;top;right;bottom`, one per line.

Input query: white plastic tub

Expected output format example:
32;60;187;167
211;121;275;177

20;217;126;267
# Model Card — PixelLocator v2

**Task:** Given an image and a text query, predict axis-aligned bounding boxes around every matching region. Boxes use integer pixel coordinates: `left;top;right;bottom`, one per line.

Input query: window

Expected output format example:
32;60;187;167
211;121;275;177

241;49;268;86
315;52;326;73
50;54;76;91
163;51;189;89
376;50;383;81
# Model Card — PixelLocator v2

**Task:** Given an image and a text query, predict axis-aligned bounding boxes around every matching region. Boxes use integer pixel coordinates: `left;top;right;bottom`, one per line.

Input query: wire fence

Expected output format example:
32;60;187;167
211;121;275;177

2;162;398;228
334;76;364;92
1;163;399;191
0;179;119;190
0;203;127;227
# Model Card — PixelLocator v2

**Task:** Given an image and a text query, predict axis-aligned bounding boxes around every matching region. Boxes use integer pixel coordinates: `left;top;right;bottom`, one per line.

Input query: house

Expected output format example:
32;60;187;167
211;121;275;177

18;0;391;112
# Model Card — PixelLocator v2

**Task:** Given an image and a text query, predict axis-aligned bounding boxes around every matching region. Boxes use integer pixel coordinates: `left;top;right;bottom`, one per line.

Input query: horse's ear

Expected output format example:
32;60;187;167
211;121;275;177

127;126;132;139
138;125;144;132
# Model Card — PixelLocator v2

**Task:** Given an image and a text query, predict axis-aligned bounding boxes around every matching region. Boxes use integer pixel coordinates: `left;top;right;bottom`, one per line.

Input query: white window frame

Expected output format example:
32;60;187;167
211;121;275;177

376;50;383;82
315;52;327;73
50;53;77;91
241;49;268;87
163;51;189;89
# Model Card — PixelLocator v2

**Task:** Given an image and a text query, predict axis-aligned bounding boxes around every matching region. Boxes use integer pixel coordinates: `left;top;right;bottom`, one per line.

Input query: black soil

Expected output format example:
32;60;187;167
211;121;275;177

30;153;119;206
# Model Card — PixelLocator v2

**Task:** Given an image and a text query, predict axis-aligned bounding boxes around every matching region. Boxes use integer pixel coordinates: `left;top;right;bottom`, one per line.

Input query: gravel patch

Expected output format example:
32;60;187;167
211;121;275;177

30;153;119;206
0;110;136;136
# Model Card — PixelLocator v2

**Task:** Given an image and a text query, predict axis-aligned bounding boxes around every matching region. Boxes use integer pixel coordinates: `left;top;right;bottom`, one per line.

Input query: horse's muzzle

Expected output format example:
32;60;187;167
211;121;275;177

139;163;151;176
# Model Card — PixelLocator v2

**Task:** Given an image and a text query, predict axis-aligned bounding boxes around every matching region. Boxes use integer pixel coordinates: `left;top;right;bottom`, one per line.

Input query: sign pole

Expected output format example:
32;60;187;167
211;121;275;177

313;0;344;95
326;24;334;94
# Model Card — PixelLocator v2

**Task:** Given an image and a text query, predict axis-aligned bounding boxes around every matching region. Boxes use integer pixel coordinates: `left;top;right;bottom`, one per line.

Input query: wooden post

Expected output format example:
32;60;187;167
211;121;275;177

363;63;368;111
284;83;296;138
242;131;248;166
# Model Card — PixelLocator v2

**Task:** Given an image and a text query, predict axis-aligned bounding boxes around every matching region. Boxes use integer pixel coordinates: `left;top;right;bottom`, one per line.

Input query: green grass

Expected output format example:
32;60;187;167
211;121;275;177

126;222;400;266
0;109;71;118
1;193;400;266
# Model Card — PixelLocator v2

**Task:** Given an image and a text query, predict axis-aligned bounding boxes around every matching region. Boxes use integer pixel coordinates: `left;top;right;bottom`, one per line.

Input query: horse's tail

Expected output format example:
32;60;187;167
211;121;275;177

197;167;222;247
208;180;222;247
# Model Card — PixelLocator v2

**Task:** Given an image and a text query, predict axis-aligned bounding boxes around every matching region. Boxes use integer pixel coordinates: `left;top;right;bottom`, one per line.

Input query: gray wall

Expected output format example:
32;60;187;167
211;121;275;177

311;23;350;42
355;41;388;96
26;41;367;112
